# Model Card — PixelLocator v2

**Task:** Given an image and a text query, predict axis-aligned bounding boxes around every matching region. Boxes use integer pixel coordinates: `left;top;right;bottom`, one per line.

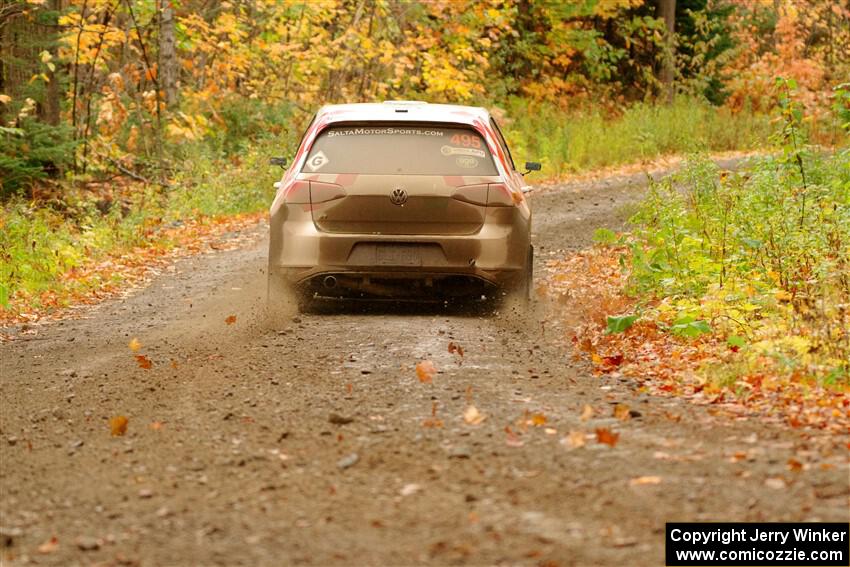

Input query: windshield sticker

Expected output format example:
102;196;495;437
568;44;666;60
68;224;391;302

449;134;482;148
306;150;329;171
441;145;486;158
327;127;444;137
455;156;479;169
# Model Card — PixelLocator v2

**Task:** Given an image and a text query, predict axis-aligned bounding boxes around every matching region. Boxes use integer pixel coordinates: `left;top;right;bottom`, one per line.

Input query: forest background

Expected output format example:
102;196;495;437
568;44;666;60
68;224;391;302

1;0;848;334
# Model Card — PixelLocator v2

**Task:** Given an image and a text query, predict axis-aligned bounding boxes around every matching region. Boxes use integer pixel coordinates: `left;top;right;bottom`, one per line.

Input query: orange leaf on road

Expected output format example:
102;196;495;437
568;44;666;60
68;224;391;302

613;404;631;421
630;475;662;486
135;354;152;369
225;315;237;325
416;360;437;383
448;341;464;357
128;337;141;352
110;415;128;436
37;536;59;554
530;413;547;426
596;427;619;447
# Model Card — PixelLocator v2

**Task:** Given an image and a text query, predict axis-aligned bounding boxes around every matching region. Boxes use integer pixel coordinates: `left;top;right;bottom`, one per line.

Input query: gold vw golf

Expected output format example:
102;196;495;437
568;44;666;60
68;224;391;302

268;101;538;310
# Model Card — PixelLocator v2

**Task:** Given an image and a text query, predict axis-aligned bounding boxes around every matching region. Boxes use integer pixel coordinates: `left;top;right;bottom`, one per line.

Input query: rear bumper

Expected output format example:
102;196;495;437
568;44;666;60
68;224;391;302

268;203;530;296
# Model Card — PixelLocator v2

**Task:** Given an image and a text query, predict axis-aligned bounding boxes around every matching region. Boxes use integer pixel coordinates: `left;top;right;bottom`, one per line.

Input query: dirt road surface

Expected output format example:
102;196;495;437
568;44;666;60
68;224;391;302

2;165;848;566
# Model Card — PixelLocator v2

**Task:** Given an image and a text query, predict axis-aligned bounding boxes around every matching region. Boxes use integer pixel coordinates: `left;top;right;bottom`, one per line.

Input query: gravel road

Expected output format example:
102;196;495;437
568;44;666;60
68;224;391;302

1;166;847;566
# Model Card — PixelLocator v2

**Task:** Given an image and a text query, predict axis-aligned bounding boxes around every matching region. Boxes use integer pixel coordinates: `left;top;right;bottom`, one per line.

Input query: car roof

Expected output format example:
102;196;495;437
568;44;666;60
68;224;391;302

316;101;491;126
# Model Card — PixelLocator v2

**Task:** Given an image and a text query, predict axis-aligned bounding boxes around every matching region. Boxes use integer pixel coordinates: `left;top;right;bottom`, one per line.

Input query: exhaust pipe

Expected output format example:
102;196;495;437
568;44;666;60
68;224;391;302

323;275;337;289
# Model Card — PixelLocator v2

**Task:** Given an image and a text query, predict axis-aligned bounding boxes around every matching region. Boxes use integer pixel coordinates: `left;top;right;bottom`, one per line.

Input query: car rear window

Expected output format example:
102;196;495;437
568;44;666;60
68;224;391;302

302;125;498;176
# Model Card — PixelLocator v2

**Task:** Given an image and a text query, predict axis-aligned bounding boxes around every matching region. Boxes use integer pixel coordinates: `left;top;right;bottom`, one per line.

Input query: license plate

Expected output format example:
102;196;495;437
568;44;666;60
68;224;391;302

376;245;421;266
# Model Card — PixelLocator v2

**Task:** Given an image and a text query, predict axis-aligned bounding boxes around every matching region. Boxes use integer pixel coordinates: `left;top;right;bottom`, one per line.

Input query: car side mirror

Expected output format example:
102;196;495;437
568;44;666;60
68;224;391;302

523;161;542;174
270;157;287;169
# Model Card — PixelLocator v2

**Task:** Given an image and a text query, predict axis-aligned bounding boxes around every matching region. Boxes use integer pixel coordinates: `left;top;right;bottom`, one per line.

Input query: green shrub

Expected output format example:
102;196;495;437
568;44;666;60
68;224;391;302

0;119;75;197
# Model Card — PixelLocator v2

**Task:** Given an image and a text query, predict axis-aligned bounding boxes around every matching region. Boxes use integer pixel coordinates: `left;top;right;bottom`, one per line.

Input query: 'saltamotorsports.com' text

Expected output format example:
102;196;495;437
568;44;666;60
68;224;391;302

326;127;444;137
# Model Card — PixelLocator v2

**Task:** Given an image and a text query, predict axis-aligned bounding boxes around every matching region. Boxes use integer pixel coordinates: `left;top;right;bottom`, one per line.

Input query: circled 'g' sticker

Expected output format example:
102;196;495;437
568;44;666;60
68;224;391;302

441;145;486;158
456;156;479;169
306;150;329;171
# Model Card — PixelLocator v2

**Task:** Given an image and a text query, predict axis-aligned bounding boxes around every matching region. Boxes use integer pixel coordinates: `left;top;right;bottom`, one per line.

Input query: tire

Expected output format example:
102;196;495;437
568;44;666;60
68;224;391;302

497;246;533;314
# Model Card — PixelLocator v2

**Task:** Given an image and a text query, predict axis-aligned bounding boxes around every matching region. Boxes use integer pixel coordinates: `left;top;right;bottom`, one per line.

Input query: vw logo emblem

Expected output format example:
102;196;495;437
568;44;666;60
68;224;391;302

390;187;408;206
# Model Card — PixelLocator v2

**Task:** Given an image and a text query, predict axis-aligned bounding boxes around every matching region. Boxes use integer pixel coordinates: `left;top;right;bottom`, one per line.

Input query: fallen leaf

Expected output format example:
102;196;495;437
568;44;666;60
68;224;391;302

787;458;804;472
225;315;237;325
561;430;586;449
530;413;547;426
346;383;353;394
602;354;624;367
37;536;59;554
580;404;594;421
596;427;619;447
110;415;128;436
729;451;748;463
416;360;437;383
149;421;163;430
613;404;631;421
448;341;464;357
135;354;152;369
421;418;443;428
463;405;486;425
630;475;662;486
169;359;179;369
128;337;141;352
505;426;524;447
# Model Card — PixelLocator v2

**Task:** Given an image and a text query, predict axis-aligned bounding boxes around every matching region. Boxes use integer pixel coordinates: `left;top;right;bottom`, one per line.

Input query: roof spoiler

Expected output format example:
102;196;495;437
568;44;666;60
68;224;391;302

382;100;428;106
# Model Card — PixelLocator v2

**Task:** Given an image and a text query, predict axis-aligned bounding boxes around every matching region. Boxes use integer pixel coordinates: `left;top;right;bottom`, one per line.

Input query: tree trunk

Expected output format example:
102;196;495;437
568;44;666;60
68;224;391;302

43;0;64;126
159;0;177;106
658;0;676;104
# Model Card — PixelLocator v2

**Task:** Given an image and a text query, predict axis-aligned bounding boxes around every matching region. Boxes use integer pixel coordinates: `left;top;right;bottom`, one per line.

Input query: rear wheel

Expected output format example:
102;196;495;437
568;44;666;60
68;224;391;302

497;246;533;314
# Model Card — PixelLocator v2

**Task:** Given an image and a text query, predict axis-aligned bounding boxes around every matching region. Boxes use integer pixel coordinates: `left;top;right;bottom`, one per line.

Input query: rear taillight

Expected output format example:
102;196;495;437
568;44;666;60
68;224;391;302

283;180;310;204
451;184;488;206
282;180;346;204
309;181;346;203
452;183;523;207
486;183;522;207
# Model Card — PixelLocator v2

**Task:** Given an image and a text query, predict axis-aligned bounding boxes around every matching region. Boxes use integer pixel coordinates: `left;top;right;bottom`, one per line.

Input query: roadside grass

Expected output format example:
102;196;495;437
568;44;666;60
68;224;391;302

0;137;281;319
501;97;777;178
545;136;849;430
625;147;850;384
